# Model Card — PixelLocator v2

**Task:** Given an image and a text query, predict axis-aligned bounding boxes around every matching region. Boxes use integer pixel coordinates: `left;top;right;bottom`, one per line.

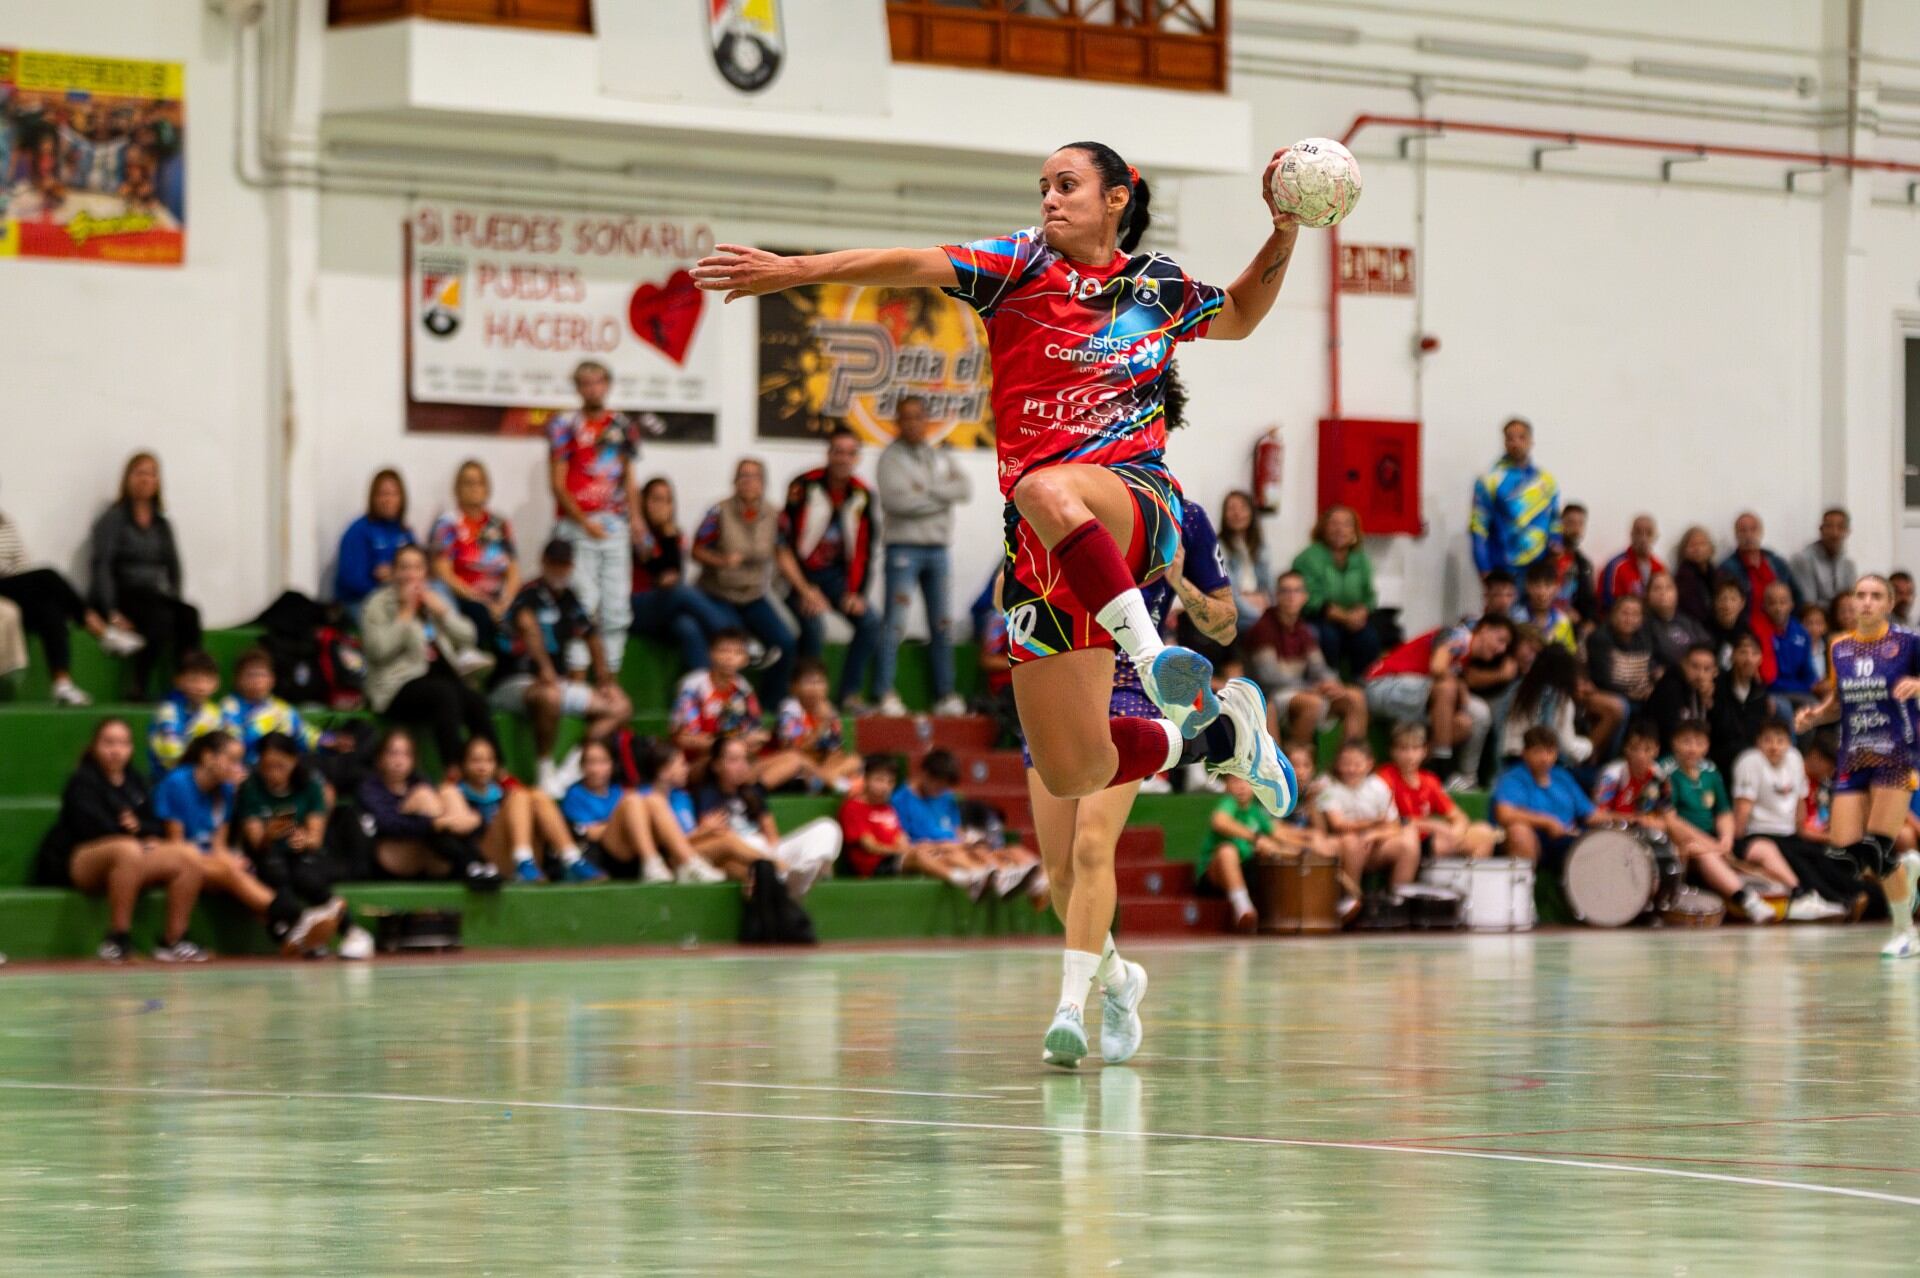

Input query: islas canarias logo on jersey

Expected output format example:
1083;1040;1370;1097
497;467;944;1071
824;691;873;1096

709;0;784;93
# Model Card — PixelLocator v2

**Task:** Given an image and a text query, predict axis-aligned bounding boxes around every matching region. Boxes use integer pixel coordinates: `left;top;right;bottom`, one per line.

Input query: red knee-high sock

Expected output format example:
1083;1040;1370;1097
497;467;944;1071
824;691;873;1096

1054;519;1136;614
1108;716;1181;788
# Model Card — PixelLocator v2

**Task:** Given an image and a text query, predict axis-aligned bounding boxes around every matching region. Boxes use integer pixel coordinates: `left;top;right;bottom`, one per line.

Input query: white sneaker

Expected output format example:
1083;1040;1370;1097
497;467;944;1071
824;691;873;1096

1444;774;1478;795
1738;889;1776;925
640;859;675;886
98;624;146;656
992;863;1038;899
1205;678;1296;820
932;694;968;717
282;898;346;955
51;680;93;707
783;856;822;899
1884;928;1920;960
1138;774;1173;794
1099;960;1148;1065
338;925;375;961
675;857;727;885
1786;894;1846;923
540;748;581;799
152;938;209;963
1042;1002;1089;1069
875;692;909;718
451;649;496;679
1138;646;1220;738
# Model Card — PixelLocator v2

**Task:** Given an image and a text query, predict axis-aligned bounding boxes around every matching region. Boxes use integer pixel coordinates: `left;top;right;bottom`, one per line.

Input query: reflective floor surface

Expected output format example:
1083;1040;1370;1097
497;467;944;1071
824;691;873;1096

4;929;1920;1274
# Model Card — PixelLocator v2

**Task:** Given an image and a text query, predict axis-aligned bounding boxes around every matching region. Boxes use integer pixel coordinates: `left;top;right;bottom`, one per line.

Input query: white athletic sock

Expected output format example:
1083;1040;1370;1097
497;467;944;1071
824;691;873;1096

512;845;536;867
1895;852;1920;938
1156;719;1183;772
1095;933;1123;988
1095;589;1166;669
1229;887;1255;916
556;844;583;866
1059;949;1102;1014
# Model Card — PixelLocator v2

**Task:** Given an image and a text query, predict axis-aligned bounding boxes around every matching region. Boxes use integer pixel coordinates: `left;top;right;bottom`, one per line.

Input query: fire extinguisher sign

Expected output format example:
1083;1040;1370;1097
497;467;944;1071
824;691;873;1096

1253;428;1284;514
1339;244;1415;296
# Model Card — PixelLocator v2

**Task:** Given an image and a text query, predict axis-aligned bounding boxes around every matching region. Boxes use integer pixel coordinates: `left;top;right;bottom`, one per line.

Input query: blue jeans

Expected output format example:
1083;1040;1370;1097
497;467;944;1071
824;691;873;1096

876;543;954;701
701;592;797;707
793;566;882;703
631;583;731;672
1314;612;1382;680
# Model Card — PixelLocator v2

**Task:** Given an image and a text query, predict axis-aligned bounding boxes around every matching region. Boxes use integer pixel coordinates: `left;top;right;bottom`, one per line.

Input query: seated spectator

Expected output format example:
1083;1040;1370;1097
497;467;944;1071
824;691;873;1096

221;647;328;764
624;737;759;881
1729;720;1848;921
695;733;841;897
235;733;372;959
0;503;142;706
890;748;1042;899
449;735;598;886
1380;723;1499;859
1498;645;1598;770
558;738;677;884
1267;743;1340;860
1672;525;1718;624
973;568;1019;746
692;458;797;705
149;650;226;775
1830;588;1860;637
1217;489;1273;631
1802;737;1836;847
35;717;205;963
1479;569;1518;619
354;727;502;890
1318;741;1422;914
1720;511;1801;608
1752;581;1817;709
429;460;519;660
1598;514;1665;611
1554;503;1599;627
1511;559;1575;652
494;538;634;778
1293;503;1381;677
154;730;348;952
1789;507;1855;607
1365;615;1514;787
1893;571;1915;625
1586;593;1656;717
839;754;991;893
1660;718;1781;924
1245;570;1367;750
1491;725;1606;866
1801;601;1831;686
1704;576;1749;669
1645;571;1709;673
336;468;417;614
671;627;767;767
1202;774;1281;932
759;658;862;793
362;544;495;774
631;476;727;674
1712;632;1773;775
778;429;882;709
89;451;201;695
1593;721;1674;836
1648;643;1718;752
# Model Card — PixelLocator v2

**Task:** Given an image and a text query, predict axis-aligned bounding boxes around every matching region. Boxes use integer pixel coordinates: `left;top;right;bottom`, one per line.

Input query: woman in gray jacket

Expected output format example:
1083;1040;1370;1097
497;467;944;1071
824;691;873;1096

362;544;495;771
88;452;200;695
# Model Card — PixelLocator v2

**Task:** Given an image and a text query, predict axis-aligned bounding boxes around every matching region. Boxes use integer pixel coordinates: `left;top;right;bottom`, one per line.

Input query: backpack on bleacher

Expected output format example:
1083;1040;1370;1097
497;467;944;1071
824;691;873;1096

740;859;816;945
253;591;365;710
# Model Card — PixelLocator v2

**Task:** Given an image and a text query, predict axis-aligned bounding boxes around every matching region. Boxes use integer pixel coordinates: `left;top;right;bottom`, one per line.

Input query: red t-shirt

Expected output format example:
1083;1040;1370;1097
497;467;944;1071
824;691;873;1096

839;797;905;877
1368;627;1469;680
1739;551;1777;602
1377;766;1455;820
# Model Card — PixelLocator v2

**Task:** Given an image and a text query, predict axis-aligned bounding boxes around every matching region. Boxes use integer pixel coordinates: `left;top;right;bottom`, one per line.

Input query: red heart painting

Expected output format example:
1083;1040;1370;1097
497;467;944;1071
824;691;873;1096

628;269;704;365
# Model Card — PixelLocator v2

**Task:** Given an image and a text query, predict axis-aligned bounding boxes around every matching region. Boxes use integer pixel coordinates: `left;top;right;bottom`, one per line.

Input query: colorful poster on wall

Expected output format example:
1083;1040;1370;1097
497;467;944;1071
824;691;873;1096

405;201;719;441
757;280;994;449
0;48;186;266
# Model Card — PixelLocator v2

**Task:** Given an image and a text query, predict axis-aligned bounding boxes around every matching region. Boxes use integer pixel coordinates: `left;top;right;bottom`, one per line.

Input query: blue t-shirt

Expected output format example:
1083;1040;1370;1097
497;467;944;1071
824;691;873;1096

637;785;699;835
460;780;505;826
891;784;961;844
1492;764;1594;828
151;767;234;851
561;782;624;829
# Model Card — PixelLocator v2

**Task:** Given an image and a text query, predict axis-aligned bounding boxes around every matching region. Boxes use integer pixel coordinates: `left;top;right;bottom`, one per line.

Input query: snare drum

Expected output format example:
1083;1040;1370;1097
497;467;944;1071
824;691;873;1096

1662;886;1725;927
1253;854;1341;934
1565;828;1660;928
1420;857;1536;932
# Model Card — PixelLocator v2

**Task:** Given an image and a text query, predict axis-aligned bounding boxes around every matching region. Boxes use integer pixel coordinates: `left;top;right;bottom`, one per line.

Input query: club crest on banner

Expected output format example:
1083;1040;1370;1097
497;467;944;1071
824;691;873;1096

417;254;465;338
708;0;784;93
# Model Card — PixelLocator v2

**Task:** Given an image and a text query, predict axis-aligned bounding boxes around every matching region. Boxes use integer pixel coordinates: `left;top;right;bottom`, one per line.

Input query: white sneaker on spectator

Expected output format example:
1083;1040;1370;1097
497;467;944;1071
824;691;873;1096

962;866;995;902
1138;774;1172;794
338;925;375;961
1444;774;1477;795
98;624;145;657
783;857;823;899
874;692;909;718
51;679;92;707
540;748;581;799
152;938;210;963
1884;928;1920;960
675;857;727;885
640;859;675;886
282;898;346;956
1786;894;1846;923
1738;889;1776;925
992;863;1038;899
747;641;781;672
932;694;968;717
451;649;496;679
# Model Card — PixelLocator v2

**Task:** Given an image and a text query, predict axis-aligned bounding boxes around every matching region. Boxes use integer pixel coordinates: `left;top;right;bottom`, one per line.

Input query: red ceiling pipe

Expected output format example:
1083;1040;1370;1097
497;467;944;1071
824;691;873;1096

1324;113;1920;423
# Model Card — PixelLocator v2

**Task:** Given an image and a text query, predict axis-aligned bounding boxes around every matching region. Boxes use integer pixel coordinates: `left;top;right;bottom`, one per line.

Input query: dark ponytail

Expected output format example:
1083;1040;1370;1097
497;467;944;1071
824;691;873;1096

1058;140;1153;253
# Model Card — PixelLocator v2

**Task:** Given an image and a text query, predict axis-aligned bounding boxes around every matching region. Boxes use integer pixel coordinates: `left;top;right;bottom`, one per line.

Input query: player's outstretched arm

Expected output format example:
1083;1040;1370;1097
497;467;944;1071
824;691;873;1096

692;244;957;303
1205;149;1300;342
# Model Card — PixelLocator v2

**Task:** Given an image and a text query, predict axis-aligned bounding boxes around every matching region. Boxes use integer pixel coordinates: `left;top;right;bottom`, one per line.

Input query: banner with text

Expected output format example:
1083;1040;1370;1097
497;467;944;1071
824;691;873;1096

406;201;718;441
0;48;186;266
757;281;994;449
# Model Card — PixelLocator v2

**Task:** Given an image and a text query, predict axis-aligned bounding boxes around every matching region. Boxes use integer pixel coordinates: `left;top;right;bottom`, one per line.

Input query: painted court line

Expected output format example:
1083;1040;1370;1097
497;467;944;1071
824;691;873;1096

705;1082;1005;1101
4;1079;1919;1211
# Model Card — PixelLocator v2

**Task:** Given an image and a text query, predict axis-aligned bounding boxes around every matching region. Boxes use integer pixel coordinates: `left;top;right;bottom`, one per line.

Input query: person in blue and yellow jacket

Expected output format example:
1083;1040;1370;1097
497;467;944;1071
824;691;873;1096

221;647;332;765
1470;417;1560;578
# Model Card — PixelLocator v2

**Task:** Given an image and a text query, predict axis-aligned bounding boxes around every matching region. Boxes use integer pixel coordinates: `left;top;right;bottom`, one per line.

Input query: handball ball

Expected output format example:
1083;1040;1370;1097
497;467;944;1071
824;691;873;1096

1269;138;1362;229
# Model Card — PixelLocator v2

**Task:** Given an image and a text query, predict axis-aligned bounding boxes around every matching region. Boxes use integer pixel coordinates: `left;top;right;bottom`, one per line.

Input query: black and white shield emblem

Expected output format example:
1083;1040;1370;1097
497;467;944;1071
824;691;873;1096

708;0;784;94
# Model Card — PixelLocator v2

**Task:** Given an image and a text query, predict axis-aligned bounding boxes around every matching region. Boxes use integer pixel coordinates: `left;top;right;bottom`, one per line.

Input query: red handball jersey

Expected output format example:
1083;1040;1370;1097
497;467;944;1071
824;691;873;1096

942;228;1225;497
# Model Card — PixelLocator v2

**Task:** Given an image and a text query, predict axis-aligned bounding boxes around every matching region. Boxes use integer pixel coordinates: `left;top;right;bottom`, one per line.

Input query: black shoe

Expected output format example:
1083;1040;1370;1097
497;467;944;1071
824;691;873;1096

465;861;503;893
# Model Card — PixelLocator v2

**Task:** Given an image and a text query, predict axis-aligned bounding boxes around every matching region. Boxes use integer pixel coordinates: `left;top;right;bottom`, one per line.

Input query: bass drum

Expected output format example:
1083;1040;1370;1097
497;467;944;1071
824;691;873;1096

1564;828;1660;928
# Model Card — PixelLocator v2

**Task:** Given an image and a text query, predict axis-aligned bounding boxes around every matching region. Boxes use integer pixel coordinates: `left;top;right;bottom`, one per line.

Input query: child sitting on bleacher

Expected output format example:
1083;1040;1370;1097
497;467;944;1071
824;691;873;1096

696;733;840;897
1592;720;1673;835
759;658;862;793
1378;722;1499;859
148;649;226;774
671;628;767;768
1659;718;1782;925
1201;773;1277;932
235;732;373;959
624;737;751;882
1318;740;1422;915
838;754;988;894
222;647;336;764
355;727;503;892
1491;725;1606;868
559;738;673;883
891;748;1043;900
448;735;598;886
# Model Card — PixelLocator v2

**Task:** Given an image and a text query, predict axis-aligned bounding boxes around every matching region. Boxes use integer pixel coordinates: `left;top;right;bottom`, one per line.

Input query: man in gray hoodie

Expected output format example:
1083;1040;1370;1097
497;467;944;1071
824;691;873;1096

874;396;971;716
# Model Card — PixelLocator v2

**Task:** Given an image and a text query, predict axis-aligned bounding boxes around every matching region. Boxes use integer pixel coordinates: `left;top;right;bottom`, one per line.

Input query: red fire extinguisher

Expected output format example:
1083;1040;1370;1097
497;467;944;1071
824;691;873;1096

1253;428;1284;514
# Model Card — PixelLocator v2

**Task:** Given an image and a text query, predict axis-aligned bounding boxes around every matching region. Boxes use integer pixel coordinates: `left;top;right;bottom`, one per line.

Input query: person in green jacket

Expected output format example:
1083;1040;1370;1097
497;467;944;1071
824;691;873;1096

1293;504;1380;678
